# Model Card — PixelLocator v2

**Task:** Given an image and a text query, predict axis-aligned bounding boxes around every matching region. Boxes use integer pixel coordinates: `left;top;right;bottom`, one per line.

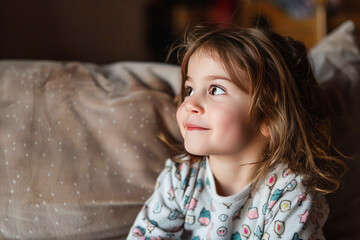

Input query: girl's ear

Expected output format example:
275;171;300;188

260;122;270;138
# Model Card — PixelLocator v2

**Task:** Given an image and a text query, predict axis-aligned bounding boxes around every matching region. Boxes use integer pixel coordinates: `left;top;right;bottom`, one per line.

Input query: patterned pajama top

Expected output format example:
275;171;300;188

128;157;328;240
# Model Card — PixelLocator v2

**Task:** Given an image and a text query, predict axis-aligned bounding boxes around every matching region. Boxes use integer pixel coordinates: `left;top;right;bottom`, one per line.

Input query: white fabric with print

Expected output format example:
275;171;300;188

128;157;328;239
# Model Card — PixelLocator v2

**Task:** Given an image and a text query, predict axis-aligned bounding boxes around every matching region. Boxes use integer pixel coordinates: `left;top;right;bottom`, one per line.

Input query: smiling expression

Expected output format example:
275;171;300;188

176;49;263;158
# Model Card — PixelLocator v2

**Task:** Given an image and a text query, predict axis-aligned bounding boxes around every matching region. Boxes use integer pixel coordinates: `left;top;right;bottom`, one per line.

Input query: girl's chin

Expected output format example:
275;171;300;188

184;145;209;156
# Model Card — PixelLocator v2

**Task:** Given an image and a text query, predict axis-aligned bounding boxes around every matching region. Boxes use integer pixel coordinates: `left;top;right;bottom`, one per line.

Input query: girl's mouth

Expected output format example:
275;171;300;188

185;123;210;131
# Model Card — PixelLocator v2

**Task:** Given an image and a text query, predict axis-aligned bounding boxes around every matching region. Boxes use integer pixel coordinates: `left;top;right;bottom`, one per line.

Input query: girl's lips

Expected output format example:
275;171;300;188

185;123;209;131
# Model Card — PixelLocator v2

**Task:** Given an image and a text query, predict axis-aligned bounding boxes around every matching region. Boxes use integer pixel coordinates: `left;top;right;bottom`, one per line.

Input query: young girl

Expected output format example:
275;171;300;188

127;25;346;239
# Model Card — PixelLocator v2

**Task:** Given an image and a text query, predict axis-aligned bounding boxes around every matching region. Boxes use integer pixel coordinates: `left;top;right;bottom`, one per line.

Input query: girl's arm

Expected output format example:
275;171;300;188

127;159;191;239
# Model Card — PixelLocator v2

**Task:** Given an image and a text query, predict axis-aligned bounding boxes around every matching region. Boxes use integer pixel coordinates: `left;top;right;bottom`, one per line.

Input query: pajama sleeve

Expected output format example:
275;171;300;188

127;159;196;240
263;176;329;240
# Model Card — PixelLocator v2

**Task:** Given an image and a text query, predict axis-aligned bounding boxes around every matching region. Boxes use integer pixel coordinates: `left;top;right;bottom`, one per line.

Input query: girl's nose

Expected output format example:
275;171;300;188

185;97;204;114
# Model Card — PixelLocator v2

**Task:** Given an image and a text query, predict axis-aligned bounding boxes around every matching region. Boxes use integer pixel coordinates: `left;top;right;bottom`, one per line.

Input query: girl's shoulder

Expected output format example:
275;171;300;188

153;157;208;206
263;162;300;191
254;163;329;237
254;162;317;204
164;156;206;173
160;156;207;187
256;162;326;209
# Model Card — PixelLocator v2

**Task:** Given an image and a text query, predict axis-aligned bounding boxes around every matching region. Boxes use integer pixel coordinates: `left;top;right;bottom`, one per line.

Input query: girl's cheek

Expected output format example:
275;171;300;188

176;105;185;133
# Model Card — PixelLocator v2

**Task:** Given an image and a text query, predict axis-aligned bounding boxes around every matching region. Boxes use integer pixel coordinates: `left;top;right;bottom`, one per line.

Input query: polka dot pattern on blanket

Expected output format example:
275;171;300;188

0;61;182;239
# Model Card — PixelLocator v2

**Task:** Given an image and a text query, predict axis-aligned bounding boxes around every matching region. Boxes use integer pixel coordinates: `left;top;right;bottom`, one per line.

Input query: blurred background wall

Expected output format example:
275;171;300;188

0;0;359;64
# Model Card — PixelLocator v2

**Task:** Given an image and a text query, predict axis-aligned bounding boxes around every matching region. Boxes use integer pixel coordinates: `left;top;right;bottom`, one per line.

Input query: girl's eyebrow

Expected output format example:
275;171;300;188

185;75;231;82
206;75;231;81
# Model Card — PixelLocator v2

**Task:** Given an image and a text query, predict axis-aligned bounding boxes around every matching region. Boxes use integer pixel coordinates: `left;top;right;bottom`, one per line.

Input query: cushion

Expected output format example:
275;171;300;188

0;61;182;239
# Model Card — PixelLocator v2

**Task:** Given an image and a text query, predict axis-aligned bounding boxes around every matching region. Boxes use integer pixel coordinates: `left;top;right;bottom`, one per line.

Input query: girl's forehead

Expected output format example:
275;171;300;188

186;48;251;93
187;48;242;76
187;48;227;72
187;50;230;78
189;47;221;62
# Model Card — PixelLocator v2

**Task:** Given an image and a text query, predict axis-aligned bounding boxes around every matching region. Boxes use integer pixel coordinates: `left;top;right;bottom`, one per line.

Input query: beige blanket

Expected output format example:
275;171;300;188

0;61;182;239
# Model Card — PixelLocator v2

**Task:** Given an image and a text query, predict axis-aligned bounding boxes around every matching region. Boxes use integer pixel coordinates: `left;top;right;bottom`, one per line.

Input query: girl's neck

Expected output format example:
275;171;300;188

209;156;260;196
208;134;267;197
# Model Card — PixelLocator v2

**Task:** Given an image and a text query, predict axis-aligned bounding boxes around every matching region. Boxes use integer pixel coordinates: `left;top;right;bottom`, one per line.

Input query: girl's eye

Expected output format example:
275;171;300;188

185;86;194;97
209;85;226;95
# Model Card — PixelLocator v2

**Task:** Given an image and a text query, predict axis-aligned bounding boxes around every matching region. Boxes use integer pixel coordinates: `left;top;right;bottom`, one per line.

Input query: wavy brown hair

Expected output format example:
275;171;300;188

165;24;347;194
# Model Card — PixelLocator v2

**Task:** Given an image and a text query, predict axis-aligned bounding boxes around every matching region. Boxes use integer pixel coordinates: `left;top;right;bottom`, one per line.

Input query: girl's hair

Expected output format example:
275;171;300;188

165;24;347;195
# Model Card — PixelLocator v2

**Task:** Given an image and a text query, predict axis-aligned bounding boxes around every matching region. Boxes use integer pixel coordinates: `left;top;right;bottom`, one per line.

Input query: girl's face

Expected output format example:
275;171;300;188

176;49;264;158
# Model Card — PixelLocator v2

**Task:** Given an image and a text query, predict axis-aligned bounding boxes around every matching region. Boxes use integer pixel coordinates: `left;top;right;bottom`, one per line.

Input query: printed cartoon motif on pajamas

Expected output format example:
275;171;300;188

231;232;241;240
168;209;183;220
145;219;158;233
254;225;263;239
198;207;211;226
127;158;329;239
132;226;146;236
184;196;198;210
247;204;259;220
196;179;204;192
